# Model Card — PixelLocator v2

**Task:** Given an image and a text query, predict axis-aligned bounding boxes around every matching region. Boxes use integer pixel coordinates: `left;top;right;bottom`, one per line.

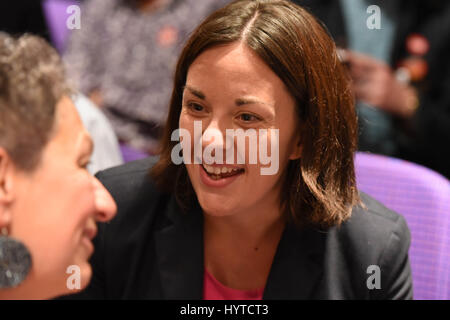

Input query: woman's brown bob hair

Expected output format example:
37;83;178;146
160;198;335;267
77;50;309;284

151;0;359;228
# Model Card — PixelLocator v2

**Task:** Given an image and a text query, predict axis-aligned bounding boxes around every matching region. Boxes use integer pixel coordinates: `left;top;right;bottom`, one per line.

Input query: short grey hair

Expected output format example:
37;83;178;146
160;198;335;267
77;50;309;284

0;33;71;171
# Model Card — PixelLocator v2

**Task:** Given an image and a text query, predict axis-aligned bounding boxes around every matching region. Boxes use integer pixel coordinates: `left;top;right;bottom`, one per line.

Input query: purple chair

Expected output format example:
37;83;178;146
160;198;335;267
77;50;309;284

355;152;450;300
42;0;80;53
119;144;149;163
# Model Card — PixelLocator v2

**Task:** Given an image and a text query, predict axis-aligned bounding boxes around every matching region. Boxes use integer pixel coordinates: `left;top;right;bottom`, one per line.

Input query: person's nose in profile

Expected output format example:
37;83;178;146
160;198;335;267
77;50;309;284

91;177;117;222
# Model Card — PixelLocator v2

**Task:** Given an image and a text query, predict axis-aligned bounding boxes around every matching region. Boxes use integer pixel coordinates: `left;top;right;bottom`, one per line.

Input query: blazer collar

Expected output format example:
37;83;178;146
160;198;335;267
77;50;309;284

154;196;204;299
263;223;326;299
154;197;325;299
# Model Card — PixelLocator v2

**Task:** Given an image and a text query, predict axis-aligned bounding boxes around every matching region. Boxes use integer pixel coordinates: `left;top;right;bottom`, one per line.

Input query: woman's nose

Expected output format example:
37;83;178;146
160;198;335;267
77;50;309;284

201;121;227;162
92;177;117;222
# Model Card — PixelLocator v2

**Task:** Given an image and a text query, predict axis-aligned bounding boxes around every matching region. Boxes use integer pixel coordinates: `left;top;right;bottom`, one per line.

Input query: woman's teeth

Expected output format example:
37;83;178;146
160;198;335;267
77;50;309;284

203;164;242;174
202;164;244;179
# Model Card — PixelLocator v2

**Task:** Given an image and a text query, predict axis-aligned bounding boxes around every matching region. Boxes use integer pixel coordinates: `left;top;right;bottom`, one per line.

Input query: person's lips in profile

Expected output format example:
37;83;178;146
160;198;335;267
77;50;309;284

81;223;97;256
83;225;97;241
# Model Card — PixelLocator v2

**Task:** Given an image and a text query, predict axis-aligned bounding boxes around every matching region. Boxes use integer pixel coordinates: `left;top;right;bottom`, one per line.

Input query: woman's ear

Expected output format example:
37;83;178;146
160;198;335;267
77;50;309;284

0;148;15;226
288;133;303;160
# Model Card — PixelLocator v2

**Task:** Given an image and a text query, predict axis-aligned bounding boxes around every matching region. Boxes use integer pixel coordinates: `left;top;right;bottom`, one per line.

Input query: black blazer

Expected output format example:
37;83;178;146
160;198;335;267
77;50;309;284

64;157;413;299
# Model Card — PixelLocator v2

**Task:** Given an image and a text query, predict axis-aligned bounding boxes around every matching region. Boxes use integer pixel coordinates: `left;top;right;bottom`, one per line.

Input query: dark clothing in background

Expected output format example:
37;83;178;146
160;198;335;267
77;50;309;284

61;157;413;299
294;0;450;178
0;1;50;41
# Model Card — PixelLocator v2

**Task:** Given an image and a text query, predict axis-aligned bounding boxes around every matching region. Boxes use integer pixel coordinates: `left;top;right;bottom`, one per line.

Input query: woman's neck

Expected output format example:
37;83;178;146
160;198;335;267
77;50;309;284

203;205;286;247
203;193;287;290
203;181;287;246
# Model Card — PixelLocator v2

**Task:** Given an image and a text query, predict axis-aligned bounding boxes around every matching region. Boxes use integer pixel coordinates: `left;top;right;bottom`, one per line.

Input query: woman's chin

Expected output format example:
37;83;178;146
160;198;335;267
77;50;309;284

198;196;239;217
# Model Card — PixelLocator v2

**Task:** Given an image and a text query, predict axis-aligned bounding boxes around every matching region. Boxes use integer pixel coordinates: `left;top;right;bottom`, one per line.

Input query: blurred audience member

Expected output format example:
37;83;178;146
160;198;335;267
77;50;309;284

64;0;230;154
294;0;450;178
74;93;123;174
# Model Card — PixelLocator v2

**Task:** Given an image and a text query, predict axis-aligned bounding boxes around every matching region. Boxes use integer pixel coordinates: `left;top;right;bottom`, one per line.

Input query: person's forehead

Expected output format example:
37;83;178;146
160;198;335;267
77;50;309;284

186;43;293;107
190;43;267;75
56;96;83;128
53;96;90;150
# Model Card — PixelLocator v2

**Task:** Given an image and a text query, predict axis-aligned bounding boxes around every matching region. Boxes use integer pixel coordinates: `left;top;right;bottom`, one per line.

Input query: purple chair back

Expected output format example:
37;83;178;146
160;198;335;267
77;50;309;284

355;152;450;299
42;0;79;52
119;144;149;163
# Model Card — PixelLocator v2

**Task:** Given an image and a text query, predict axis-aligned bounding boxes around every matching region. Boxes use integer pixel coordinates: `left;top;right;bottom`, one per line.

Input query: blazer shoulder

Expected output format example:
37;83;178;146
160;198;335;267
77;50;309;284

314;192;413;299
354;192;409;233
342;192;413;299
339;192;411;248
96;156;159;180
96;156;159;196
331;192;412;279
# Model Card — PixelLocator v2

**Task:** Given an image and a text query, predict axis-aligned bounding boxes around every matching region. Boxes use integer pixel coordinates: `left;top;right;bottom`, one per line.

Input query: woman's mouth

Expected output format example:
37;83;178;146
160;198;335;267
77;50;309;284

199;163;245;187
202;164;245;179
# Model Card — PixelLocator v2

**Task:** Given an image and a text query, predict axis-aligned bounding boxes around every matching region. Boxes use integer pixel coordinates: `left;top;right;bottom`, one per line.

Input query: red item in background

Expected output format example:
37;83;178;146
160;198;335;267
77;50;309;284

406;33;430;56
157;25;178;47
397;57;429;82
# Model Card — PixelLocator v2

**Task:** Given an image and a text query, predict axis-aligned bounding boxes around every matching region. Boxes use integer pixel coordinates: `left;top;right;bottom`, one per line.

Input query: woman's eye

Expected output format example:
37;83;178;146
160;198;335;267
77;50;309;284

239;113;260;122
187;102;204;112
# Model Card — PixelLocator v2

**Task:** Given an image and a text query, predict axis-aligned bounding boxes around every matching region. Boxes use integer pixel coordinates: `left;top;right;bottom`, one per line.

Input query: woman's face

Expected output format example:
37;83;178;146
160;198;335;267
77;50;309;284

7;97;117;298
180;43;302;219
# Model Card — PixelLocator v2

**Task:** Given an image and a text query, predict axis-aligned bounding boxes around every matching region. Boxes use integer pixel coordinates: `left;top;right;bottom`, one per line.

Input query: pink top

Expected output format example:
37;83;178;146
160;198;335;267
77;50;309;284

203;269;264;300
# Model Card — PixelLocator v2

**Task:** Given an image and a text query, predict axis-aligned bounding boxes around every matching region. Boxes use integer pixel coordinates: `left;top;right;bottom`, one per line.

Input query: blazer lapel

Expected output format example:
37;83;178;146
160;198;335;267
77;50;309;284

263;224;326;299
154;196;326;300
154;197;204;299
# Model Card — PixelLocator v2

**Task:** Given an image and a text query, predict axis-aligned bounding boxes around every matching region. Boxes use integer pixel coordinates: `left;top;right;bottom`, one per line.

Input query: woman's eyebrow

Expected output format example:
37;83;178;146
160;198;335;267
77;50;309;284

184;85;273;108
183;85;205;100
235;97;274;108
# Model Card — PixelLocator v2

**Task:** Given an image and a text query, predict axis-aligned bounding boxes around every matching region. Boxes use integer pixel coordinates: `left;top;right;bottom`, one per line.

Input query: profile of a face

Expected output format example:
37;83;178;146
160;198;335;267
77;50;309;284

0;97;117;299
180;43;302;218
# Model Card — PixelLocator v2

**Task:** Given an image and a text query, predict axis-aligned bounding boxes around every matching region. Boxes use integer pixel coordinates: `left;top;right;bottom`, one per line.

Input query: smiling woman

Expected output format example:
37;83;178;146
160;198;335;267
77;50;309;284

154;0;358;228
66;0;413;300
0;34;117;299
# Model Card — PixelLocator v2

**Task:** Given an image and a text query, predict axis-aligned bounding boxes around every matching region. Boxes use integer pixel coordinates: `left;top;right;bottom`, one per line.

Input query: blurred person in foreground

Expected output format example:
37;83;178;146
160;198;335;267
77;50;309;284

64;0;413;300
294;0;450;178
64;0;231;154
0;34;117;299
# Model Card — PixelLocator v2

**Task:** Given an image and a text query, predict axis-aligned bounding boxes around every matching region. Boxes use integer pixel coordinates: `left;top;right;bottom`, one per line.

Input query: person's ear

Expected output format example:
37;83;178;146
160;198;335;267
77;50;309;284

288;133;303;160
0;148;15;227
